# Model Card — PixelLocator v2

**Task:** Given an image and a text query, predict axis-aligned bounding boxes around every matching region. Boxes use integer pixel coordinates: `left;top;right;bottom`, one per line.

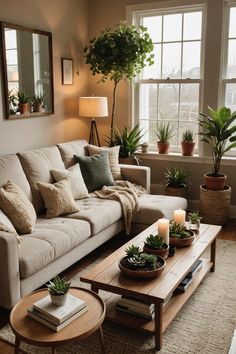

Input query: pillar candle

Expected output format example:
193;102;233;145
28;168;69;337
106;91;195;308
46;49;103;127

173;209;186;225
157;218;169;245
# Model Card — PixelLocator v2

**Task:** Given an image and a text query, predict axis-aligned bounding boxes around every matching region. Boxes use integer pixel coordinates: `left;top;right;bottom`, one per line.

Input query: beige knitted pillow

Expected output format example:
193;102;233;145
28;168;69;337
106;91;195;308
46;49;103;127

87;145;122;180
0;181;36;234
0;209;22;243
37;179;80;218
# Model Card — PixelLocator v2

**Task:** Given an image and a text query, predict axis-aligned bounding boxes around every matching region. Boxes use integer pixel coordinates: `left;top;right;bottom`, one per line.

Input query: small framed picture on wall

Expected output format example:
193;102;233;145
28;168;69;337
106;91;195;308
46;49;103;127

61;58;74;85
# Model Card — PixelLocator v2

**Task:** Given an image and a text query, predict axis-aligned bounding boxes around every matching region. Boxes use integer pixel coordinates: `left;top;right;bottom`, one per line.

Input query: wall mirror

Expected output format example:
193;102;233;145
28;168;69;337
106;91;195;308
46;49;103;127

0;22;54;119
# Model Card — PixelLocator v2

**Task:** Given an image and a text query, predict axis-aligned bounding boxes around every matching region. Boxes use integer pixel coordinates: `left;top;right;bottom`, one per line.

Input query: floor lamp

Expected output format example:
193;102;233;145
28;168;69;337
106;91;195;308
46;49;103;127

79;97;108;146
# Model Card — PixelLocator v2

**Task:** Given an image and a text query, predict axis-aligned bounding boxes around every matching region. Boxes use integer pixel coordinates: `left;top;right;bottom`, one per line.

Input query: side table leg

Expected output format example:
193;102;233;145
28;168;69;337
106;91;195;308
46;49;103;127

210;238;216;272
52;346;56;354
155;301;163;350
91;285;99;294
99;326;105;353
15;336;21;354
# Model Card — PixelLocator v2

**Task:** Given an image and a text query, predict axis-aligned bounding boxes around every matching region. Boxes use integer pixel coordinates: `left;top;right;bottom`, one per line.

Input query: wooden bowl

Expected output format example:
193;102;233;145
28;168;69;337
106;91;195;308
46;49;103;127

118;256;166;279
143;244;169;259
169;230;195;248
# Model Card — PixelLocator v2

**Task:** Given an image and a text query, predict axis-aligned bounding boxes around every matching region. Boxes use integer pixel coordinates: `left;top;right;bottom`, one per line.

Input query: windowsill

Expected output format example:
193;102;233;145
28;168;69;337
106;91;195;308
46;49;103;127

136;151;236;167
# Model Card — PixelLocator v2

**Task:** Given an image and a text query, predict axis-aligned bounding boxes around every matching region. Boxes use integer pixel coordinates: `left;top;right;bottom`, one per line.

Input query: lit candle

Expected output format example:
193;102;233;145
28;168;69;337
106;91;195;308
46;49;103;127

157;218;169;245
173;209;186;225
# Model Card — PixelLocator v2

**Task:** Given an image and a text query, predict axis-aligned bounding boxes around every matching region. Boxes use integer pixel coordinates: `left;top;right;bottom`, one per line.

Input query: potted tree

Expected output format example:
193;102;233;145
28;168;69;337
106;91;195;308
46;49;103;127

16;91;31;114
84;22;154;143
181;129;195;156
164;167;189;198
110;124;144;164
156;122;174;154
199;106;236;225
118;245;166;279
47;276;71;306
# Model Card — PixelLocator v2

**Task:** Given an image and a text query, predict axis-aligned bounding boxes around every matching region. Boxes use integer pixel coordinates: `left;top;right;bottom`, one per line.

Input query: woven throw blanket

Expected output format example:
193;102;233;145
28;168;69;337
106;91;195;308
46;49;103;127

95;181;146;235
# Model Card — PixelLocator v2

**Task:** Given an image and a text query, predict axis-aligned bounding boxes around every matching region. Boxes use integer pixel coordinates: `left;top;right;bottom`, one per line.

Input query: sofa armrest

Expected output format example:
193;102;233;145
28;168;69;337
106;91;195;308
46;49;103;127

0;232;21;309
120;164;151;193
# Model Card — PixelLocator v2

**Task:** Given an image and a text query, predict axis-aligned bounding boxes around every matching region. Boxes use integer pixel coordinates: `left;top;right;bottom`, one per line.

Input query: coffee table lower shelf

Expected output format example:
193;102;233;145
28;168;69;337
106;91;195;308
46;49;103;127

105;259;213;334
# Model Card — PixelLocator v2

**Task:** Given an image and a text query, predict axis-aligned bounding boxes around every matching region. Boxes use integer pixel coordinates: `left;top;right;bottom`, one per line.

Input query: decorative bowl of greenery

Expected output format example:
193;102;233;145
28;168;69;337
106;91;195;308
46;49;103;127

47;276;71;306
118;245;166;279
156;122;174;154
143;234;169;258
169;221;195;248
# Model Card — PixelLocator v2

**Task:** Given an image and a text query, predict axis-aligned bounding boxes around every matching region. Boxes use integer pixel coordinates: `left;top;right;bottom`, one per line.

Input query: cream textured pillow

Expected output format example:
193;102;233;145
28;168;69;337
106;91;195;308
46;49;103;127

51;164;89;200
87;145;122;180
0;181;37;234
37;179;80;218
0;209;22;243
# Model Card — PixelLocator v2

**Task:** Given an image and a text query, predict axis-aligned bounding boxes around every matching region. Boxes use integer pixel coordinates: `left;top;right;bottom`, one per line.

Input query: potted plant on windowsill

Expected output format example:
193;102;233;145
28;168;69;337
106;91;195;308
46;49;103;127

164;167;189;198
16;91;31;114
199;106;236;190
181;129;195;156
156;122;174;154
47;276;71;306
32;93;46;113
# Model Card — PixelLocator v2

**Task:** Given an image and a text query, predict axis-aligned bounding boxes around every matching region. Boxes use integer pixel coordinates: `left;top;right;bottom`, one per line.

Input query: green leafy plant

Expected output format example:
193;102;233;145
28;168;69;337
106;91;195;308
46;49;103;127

182;129;194;143
127;253;157;270
169;221;191;239
164;167;189;188
84;21;154;142
16;91;30;104
8;89;18;114
145;234;166;249
188;211;201;223
108;124;145;159
125;245;141;258
156;122;174;143
32;93;46;105
199;106;236;176
47;276;71;295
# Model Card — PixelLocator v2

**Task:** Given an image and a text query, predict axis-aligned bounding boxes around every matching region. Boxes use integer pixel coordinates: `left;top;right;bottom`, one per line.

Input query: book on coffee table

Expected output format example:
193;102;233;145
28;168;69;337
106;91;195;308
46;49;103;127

32;294;87;325
27;305;88;332
116;296;155;319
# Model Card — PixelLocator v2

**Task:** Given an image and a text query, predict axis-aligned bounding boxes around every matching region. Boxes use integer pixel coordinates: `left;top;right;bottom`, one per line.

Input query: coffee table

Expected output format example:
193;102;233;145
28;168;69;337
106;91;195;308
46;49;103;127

81;222;221;350
10;287;106;354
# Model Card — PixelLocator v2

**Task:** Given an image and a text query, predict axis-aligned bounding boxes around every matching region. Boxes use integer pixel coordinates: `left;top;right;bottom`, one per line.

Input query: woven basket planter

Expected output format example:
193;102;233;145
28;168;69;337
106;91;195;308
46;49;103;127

199;185;231;225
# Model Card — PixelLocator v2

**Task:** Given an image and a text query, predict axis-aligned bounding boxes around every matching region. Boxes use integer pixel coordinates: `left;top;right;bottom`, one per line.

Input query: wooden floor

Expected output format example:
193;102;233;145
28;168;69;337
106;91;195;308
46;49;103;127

0;220;235;354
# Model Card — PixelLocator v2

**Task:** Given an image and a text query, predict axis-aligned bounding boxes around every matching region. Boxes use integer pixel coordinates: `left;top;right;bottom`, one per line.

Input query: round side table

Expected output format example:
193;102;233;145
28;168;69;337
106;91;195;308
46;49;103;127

10;287;106;354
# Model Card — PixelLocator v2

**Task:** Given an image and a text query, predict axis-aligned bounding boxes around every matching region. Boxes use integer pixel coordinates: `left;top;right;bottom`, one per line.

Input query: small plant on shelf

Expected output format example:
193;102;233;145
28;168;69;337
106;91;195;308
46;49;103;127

169;222;195;248
182;129;194;143
181;129;195;156
47;275;71;306
188;211;201;234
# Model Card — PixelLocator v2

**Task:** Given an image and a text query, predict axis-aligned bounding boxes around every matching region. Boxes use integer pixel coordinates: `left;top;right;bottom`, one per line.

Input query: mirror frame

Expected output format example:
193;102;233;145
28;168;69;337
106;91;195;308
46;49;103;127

0;22;54;119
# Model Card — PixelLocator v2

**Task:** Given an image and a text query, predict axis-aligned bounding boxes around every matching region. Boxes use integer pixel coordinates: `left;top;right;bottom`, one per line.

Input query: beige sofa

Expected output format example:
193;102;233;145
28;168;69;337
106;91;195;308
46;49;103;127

0;139;187;309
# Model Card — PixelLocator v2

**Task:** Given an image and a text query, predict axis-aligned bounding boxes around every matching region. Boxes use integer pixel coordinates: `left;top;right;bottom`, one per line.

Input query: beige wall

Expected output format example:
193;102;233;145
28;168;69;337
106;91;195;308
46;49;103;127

87;0;236;210
0;0;89;155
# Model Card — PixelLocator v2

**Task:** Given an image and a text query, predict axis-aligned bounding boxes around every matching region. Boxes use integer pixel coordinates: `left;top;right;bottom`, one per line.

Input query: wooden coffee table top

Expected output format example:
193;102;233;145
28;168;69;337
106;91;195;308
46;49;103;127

81;223;221;302
10;287;105;347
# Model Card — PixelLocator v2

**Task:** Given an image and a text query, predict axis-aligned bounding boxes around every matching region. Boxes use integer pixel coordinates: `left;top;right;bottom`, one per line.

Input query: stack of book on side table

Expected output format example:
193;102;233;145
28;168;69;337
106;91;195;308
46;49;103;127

176;259;203;293
27;294;88;332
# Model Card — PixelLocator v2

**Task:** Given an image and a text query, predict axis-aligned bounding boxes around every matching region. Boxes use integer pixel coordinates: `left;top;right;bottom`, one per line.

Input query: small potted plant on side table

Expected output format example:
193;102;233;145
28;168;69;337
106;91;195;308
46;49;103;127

143;234;169;258
188;211;201;234
47;276;71;306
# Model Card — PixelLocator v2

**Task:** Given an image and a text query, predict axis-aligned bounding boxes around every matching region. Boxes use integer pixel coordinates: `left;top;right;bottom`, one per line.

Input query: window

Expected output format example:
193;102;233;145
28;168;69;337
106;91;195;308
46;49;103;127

131;6;205;151
5;29;19;93
221;3;236;112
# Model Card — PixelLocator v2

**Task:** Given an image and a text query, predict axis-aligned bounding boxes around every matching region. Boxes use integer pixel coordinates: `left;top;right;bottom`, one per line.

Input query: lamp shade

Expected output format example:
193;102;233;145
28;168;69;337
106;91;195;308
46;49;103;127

79;97;108;118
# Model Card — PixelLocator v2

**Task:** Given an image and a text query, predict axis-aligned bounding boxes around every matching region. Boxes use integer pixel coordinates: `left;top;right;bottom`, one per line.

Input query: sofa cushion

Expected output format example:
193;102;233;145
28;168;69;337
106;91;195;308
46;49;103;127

0;181;37;234
57;139;88;168
133;194;188;225
18;218;91;278
37;179;79;218
74;151;114;192
51;164;89;200
0;154;32;201
18;146;65;214
65;197;122;235
87;144;122;180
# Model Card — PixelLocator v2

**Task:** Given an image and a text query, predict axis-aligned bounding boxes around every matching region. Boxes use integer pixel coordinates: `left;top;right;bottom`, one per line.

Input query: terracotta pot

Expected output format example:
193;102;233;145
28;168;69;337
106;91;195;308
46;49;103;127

118;256;166;279
19;103;29;114
164;185;187;198
157;142;170;154
181;142;195;156
34;103;43;113
143;243;169;258
169;230;195;248
204;173;227;190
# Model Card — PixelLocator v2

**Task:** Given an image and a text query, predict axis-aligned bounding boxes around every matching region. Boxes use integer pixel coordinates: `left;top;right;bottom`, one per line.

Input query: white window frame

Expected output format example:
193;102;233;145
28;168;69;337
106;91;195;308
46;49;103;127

219;0;236;156
127;3;206;153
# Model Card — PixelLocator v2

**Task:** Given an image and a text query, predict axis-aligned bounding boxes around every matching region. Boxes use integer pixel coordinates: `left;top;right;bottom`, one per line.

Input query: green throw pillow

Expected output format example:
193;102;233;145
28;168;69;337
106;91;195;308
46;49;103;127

74;151;114;192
